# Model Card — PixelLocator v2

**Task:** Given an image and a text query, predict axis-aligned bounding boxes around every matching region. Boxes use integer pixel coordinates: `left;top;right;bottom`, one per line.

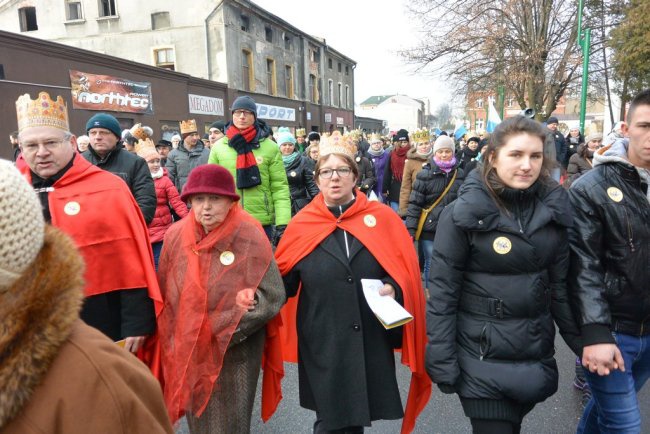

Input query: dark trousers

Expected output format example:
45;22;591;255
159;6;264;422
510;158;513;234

470;418;521;434
313;419;364;434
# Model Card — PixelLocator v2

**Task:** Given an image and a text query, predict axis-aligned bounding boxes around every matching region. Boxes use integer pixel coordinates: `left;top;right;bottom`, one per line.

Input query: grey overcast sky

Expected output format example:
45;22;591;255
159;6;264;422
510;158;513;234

252;0;452;110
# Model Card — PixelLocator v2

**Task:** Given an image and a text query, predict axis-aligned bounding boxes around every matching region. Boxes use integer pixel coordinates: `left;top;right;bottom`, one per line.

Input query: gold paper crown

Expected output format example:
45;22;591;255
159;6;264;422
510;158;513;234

295;128;306;137
319;131;357;158
130;123;153;141
369;133;382;143
135;138;157;158
180;119;198;135
412;129;431;144
16;92;69;133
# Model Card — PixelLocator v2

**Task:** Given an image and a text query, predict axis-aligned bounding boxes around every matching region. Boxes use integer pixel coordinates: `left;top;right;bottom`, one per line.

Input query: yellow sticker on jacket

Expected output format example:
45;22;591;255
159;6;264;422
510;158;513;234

607;187;623;202
255;156;264;164
290;171;297;177
364;214;377;227
493;237;512;255
64;201;80;216
220;251;235;265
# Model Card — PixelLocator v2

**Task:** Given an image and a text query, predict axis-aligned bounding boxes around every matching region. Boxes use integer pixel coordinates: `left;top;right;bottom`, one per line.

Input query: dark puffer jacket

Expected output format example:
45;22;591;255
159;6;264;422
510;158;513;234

284;154;319;216
165;140;210;194
405;162;464;240
426;171;581;419
354;152;376;194
82;144;156;224
568;139;650;346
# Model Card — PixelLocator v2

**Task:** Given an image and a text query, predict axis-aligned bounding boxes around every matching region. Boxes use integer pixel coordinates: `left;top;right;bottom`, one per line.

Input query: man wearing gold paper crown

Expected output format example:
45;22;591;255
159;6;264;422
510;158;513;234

295;127;308;153
82;113;156;224
274;131;431;433
15;92;162;361
165;118;210;194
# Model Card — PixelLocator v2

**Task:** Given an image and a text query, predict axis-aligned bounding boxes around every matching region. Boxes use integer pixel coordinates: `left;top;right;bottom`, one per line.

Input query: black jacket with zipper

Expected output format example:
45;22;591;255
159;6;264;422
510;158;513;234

426;171;581;417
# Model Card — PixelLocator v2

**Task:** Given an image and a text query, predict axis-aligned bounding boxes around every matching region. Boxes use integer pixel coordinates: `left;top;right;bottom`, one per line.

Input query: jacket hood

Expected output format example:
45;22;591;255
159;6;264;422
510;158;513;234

593;138;633;168
452;170;572;232
0;227;84;427
407;147;432;162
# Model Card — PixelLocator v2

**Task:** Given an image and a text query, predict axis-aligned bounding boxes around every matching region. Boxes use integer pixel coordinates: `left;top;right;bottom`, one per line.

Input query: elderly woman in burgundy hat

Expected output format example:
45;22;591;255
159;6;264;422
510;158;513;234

156;164;285;433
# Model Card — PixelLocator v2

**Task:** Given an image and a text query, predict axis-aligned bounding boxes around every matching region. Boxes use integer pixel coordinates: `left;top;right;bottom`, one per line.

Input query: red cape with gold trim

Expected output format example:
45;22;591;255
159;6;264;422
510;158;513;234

274;190;431;434
21;155;163;372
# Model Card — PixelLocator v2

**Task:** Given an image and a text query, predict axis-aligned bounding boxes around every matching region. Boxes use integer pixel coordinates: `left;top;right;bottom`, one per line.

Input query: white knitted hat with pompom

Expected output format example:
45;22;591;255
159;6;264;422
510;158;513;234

0;159;44;290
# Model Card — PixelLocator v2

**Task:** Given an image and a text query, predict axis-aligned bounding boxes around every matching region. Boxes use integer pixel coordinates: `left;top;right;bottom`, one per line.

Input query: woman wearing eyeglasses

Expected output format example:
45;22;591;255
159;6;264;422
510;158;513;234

274;132;431;433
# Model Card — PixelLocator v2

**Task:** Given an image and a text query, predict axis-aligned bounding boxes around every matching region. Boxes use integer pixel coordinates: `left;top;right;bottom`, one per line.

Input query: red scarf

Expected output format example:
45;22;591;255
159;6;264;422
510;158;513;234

274;191;431;434
226;124;262;189
390;144;410;181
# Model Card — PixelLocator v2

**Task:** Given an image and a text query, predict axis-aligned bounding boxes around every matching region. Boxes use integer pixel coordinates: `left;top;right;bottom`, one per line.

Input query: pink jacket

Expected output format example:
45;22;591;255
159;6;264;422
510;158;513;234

149;173;188;243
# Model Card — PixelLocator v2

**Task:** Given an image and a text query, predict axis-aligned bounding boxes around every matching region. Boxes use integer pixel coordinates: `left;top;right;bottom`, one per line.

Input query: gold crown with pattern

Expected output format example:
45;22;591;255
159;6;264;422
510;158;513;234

319;131;357;158
16;92;69;133
295;128;306;137
412;129;431;144
179;119;198;135
369;133;383;143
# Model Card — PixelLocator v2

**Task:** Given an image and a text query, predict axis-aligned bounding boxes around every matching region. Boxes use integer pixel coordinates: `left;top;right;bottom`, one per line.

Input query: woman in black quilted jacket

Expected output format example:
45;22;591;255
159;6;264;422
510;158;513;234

277;129;320;216
425;116;582;434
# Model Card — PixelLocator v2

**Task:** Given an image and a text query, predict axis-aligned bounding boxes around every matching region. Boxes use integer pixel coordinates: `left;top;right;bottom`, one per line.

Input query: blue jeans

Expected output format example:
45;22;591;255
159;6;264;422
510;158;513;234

420;239;434;282
577;332;650;433
389;201;400;213
151;241;163;272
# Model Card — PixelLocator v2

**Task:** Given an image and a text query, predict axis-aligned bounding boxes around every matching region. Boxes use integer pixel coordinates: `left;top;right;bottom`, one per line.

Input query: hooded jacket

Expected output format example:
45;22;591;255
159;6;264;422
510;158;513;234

0;227;172;434
568;139;650;346
165;140;210;194
207;120;291;226
426;171;581;416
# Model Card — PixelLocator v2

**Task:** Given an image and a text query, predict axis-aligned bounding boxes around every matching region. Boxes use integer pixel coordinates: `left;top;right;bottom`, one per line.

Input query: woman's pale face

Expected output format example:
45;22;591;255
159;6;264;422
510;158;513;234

316;154;357;206
468;140;479;151
570;128;580;137
435;148;453;162
309;147;319;160
146;156;161;174
417;142;432;154
190;194;233;232
279;142;295;156
587;139;602;151
490;133;544;190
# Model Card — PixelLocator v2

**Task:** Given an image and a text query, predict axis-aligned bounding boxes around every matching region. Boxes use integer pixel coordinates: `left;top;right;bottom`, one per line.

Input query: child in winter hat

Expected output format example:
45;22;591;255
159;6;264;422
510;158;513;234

0;159;45;290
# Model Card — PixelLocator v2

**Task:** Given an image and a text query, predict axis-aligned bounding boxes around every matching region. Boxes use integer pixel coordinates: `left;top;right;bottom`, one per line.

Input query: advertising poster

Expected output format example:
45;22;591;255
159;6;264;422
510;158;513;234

69;70;153;114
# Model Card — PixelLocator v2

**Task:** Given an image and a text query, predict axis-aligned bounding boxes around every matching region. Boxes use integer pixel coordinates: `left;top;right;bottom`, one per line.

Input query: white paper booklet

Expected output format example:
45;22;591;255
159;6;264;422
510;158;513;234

361;279;413;329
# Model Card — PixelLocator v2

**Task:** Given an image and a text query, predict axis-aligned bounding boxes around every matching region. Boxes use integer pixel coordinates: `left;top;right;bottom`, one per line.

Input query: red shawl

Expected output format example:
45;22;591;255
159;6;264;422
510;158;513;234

390;144;409;181
157;205;282;423
274;191;431;434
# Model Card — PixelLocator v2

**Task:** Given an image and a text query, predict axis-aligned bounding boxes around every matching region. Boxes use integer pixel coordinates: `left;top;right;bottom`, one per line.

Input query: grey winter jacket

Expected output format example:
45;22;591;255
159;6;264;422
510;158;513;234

165;141;210;194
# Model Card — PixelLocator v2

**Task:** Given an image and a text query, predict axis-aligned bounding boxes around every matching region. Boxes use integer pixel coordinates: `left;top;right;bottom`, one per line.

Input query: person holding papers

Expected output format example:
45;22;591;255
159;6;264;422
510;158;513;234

275;132;431;434
425;116;582;434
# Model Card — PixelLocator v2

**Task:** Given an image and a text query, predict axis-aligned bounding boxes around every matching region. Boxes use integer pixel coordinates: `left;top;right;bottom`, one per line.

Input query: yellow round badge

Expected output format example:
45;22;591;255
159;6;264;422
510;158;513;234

64;201;81;216
255;156;264;165
607;187;623;203
363;214;377;228
220;251;235;266
493;236;512;255
290;171;297;177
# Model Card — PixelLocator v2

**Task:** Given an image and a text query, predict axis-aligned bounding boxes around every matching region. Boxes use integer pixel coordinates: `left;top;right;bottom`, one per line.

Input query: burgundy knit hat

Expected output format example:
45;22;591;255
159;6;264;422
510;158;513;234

180;164;240;202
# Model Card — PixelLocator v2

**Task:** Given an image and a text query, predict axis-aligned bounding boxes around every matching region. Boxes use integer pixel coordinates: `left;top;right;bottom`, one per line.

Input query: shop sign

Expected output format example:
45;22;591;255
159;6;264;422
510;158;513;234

324;113;332;123
336;117;344;125
256;103;296;121
69;70;153;114
188;94;224;116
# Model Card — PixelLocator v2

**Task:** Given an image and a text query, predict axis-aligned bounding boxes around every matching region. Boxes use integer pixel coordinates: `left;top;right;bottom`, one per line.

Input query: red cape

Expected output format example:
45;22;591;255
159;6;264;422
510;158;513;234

21;155;163;372
274;190;431;434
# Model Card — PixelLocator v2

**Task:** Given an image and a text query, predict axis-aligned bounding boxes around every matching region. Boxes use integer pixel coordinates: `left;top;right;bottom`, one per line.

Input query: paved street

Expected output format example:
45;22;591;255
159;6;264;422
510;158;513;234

176;334;650;433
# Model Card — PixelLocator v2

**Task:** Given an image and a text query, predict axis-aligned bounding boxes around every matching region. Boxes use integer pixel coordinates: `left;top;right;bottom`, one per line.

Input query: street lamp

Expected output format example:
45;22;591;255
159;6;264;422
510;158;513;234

577;0;591;135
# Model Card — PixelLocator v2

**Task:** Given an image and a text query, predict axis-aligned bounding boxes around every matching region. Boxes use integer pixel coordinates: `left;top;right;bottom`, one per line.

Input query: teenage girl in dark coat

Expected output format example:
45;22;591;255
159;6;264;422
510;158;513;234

426;116;582;434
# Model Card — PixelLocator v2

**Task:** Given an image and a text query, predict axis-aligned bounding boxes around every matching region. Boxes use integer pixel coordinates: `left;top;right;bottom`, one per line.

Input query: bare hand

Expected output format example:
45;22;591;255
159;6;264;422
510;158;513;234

124;335;146;353
582;343;625;376
236;288;257;311
379;283;396;299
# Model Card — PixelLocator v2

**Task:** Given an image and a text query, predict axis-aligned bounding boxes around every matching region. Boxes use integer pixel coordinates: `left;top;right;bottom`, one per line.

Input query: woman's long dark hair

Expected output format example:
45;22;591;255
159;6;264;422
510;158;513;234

481;116;555;206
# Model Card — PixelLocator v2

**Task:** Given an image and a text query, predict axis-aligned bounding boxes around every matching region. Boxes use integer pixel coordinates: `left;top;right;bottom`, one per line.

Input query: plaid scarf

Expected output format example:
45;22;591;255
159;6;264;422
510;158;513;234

226;124;262;189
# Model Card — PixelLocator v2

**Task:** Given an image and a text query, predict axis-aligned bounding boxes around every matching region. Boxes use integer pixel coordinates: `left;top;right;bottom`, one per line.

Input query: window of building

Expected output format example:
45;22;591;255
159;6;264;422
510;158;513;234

345;85;350;109
476;118;485;130
328;80;334;106
151;12;170;30
265;26;273;43
476;98;484;108
338;62;342;73
18;7;38;31
66;0;83;20
240;14;249;32
285;65;294;99
284;33;292;50
337;83;342;107
345;65;349;76
309;74;317;104
507;97;514;108
153;48;175;71
266;58;276;96
98;0;116;17
242;49;253;91
328;58;332;69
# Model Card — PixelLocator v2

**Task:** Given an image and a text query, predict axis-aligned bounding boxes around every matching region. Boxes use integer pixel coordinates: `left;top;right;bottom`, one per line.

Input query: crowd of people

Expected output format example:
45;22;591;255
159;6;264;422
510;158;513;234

1;88;649;434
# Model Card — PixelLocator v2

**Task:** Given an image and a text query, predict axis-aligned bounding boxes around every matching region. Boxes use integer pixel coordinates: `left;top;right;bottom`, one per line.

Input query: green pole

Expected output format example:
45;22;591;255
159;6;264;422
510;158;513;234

497;85;505;119
579;29;590;135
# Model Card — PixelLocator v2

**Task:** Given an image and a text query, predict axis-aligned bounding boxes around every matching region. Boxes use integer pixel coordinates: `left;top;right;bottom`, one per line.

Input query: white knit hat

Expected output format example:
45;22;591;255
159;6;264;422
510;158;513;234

433;135;455;153
0;160;45;290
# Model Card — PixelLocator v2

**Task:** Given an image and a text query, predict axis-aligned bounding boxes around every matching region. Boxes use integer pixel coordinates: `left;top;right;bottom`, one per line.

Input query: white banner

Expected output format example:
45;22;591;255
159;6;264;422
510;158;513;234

336;117;344;125
188;94;224;116
256;103;296;121
324;113;332;123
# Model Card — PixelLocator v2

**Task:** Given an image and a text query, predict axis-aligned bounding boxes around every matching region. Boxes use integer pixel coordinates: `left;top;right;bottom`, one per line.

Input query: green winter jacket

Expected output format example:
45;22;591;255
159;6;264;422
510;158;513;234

208;135;291;226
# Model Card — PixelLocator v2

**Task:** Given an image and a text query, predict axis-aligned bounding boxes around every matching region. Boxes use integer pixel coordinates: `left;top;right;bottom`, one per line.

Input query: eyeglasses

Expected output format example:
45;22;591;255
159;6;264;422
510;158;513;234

20;139;66;154
233;110;254;117
318;167;352;179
